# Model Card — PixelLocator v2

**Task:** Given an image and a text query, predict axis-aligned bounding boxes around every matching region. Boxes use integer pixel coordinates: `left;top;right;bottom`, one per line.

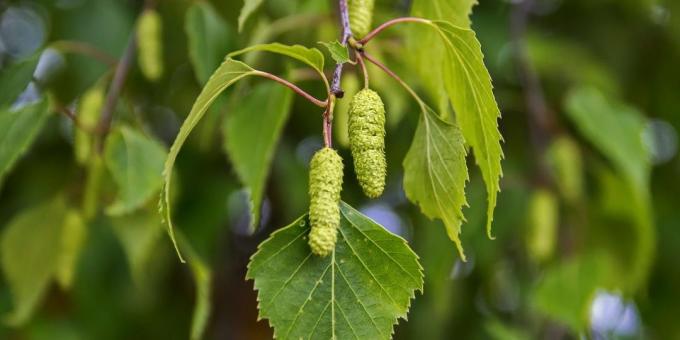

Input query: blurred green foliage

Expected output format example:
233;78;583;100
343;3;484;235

0;0;678;339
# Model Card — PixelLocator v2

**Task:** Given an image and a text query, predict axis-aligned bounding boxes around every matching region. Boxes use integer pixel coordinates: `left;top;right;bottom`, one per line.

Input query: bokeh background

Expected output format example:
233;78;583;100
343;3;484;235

0;0;679;339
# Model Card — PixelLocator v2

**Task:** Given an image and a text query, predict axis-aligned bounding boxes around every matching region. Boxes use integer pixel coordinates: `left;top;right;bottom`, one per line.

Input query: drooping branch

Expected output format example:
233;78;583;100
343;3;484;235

253;71;328;108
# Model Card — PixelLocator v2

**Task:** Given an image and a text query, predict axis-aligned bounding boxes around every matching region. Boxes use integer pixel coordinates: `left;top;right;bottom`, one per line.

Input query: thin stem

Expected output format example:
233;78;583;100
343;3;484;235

323;98;335;147
361;52;426;110
96;33;136;152
355;50;369;89
330;0;352;96
253;71;328;108
359;17;432;45
51;40;118;67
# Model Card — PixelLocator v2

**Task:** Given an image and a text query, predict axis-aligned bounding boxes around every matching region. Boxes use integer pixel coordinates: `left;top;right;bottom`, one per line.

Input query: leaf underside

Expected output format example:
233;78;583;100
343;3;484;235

247;202;423;340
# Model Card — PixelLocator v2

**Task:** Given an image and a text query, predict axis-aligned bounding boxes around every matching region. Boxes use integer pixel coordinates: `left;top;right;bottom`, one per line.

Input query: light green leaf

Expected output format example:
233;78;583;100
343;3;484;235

55;210;87;289
238;0;265;32
403;107;469;260
0;54;40;108
185;2;232;85
161;58;258;261
0;98;50;184
223;81;294;231
247;202;423;339
104;126;167;216
1;196;67;326
435;21;503;239
110;210;163;284
319;40;350;64
228;43;325;78
564;86;650;192
411;0;476;28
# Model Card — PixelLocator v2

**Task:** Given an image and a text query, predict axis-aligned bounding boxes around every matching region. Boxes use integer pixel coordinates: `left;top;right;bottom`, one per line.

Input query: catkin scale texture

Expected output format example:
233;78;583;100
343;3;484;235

349;89;386;198
137;9;163;81
348;0;375;38
308;148;344;257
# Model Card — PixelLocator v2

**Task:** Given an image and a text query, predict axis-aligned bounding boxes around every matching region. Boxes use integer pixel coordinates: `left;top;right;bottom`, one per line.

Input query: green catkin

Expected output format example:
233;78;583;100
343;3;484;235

74;85;104;164
137;9;163;81
348;89;386;198
348;0;375;38
308;148;344;257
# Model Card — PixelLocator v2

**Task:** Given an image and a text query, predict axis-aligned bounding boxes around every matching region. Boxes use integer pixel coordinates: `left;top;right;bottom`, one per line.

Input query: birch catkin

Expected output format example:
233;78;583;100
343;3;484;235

308;148;344;257
137;9;163;81
348;0;375;38
349;89;386;198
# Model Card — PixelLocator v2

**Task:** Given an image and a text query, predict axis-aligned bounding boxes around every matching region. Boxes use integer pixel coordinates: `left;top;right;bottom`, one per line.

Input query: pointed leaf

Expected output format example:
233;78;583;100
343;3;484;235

435;21;503;238
403;107;469;259
319;40;350;64
0;98;50;184
161;58;258;261
104;126;167;216
223;82;294;231
185;2;233;84
247;202;423;339
228;43;325;78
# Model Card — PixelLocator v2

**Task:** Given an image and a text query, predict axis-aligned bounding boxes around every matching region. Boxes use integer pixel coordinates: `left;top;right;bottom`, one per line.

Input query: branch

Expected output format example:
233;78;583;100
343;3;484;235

359;17;431;45
330;0;352;97
51;40;118;67
95;33;136;152
253;71;328;107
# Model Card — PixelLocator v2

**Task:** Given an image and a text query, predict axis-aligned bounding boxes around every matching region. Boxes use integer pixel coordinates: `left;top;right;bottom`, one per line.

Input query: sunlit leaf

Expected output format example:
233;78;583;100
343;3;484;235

319;40;350;64
0;53;40;108
435;21;503;239
185;2;232;84
223;81;293;231
0;98;50;185
403;106;469;259
1;196;67;326
161;58;258;261
247;202;423;339
238;0;265;32
104;126;167;216
228;43;325;78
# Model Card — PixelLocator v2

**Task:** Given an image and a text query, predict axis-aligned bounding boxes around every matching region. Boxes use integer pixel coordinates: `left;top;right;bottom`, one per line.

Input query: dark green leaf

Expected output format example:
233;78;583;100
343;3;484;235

0;54;40;108
247;202;423;339
403;106;469;259
319;40;350;64
104;126;167;216
110;210;163;284
223;81;293;231
185;2;232;84
0;98;50;185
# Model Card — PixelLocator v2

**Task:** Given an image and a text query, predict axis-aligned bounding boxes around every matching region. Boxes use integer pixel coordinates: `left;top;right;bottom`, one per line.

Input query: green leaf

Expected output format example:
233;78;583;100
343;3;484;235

319;40;350;64
0;54;40;108
247;202;423;339
55;210;87;289
228;43;325;79
1;196;68;326
161;58;258;261
185;2;232;85
411;0;476;27
110;210;163;284
186;246;211;340
104;126;167;216
223;81;294;231
532;255;612;333
0;98;50;184
435;21;503;239
403;107;469;260
564;86;650;192
238;0;265;32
